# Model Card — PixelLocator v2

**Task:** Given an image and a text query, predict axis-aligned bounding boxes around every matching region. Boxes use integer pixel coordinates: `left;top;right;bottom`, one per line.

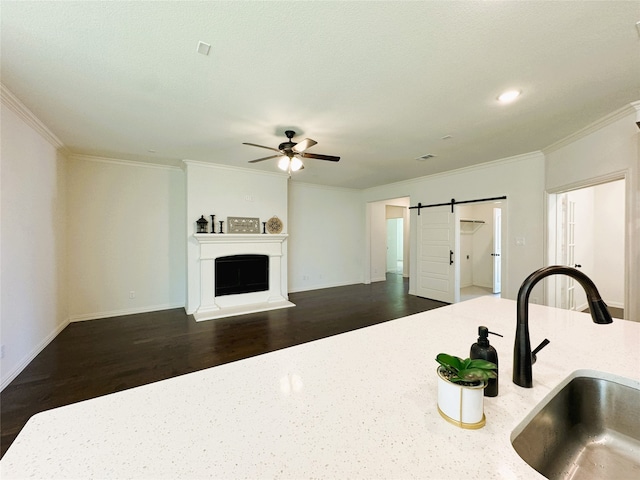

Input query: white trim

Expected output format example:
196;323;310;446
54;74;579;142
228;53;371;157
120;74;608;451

290;181;361;193
182;159;289;180
288;279;364;294
363;151;544;193
0;84;67;151
69;154;182;171
545;172;632;320
69;303;184;322
193;233;288;244
1;319;70;392
543;102;638;154
545;170;628;195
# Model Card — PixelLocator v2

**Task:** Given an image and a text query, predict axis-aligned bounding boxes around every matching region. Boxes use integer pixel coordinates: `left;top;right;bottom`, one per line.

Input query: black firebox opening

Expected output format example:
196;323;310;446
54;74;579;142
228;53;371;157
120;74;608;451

215;254;269;297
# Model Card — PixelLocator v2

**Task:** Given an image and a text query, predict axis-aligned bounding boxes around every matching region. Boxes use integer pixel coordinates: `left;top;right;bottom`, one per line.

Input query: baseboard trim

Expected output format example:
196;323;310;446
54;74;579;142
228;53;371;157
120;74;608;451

69;303;185;322
1;319;70;392
605;301;624;310
289;279;365;294
370;276;387;283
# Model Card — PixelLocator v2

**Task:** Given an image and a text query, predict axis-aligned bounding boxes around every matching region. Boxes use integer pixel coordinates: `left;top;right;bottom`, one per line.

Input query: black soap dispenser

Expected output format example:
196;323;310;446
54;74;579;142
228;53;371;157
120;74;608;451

470;326;502;397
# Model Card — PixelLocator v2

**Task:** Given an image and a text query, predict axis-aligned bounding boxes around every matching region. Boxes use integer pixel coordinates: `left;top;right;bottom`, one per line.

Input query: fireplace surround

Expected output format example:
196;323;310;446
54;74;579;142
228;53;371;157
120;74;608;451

193;234;294;321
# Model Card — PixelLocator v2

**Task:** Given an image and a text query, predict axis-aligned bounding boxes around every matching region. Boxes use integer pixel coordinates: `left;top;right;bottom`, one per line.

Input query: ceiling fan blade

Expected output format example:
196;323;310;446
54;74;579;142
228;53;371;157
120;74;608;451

300;152;340;162
248;154;280;163
292;138;317;153
243;142;282;154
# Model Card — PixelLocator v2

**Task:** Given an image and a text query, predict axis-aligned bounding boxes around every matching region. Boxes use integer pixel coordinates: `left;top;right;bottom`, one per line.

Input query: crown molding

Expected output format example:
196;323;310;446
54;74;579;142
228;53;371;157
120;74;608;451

632;100;640;129
289;181;361;193
543;102;639;154
364;150;545;193
1;83;67;152
69;154;182;171
182;159;289;180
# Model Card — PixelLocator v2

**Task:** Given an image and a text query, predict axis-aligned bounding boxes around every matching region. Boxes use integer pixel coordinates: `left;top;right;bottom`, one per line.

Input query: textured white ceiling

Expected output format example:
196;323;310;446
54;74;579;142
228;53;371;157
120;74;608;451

2;1;639;189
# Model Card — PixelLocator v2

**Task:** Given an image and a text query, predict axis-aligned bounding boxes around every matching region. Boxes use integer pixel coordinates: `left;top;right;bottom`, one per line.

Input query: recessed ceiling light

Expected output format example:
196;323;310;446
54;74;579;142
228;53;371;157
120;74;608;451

497;90;521;103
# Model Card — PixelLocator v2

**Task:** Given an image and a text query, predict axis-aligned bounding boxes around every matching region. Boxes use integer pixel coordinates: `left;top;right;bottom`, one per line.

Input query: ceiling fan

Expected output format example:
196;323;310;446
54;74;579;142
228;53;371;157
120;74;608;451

243;130;340;173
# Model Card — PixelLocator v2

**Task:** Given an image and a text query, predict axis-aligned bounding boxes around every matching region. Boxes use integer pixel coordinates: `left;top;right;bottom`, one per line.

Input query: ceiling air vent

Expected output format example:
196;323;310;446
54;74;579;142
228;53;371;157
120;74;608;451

416;154;436;161
197;41;211;56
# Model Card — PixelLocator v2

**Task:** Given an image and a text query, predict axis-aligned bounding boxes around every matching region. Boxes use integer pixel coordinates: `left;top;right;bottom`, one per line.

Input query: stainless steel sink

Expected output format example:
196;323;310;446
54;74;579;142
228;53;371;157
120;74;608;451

511;373;640;479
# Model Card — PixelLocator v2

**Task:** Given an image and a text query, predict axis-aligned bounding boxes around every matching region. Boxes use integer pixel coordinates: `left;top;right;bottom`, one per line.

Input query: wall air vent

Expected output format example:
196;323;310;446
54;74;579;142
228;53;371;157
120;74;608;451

416;154;436;161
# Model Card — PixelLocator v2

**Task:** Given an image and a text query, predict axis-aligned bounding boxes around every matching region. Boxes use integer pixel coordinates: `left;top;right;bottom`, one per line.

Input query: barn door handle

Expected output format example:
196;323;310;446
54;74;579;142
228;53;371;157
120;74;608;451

449;250;454;265
491;253;501;257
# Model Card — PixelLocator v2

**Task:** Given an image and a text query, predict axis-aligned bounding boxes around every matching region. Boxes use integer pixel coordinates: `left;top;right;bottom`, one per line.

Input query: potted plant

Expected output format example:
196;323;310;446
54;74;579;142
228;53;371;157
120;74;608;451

435;353;497;429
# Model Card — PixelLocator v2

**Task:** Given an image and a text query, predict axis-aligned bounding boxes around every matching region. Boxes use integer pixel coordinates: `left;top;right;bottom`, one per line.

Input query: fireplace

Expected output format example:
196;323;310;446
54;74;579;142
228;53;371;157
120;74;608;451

215;254;269;296
192;234;294;321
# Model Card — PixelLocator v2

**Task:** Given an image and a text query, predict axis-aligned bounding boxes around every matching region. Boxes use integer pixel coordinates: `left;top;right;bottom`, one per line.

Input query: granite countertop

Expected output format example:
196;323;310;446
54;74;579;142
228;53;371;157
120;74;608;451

2;297;639;479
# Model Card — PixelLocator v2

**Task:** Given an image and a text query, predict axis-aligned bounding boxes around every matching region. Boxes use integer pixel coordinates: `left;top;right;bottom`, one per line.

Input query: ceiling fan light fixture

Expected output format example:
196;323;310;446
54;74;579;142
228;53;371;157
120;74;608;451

290;157;303;171
244;130;339;170
277;156;290;171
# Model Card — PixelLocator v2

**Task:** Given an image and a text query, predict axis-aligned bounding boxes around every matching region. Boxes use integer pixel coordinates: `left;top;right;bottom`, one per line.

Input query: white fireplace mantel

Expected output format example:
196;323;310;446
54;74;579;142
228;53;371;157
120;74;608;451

192;234;294;321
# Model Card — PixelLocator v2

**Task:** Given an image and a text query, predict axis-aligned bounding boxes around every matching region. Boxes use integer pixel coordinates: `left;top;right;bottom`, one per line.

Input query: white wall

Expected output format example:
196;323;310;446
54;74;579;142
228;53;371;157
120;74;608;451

66;156;185;320
363;152;546;302
459;231;473;287
1;98;68;390
288;182;364;292
184;161;289;312
545;105;638;320
593;181;625;308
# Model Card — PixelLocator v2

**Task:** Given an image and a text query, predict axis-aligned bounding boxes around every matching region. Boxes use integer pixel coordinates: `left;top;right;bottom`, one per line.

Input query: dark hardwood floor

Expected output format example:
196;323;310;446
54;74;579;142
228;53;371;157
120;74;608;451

0;274;445;458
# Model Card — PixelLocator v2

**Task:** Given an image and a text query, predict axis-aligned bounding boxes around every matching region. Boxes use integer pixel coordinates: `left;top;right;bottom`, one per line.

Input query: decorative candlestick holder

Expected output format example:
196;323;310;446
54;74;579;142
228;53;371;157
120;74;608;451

218;220;224;234
210;215;216;233
262;222;267;234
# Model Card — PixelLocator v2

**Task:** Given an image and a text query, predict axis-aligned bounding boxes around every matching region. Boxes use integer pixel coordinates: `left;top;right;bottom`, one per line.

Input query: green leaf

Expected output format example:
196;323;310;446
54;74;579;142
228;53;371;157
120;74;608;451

436;353;464;371
459;368;486;382
467;358;497;370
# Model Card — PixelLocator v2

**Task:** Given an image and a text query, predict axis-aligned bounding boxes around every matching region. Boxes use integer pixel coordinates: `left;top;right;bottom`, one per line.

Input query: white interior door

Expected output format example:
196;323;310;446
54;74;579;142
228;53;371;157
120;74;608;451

492;208;502;294
416;206;459;303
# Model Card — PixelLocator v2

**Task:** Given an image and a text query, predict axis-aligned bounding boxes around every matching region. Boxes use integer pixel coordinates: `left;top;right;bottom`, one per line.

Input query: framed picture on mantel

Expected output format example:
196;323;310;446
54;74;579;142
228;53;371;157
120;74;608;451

227;217;260;234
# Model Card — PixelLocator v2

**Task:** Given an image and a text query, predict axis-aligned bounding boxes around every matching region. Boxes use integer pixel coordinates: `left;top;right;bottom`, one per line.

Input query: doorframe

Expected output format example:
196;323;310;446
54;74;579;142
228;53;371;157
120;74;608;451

457;200;506;300
365;196;411;284
545;170;630;319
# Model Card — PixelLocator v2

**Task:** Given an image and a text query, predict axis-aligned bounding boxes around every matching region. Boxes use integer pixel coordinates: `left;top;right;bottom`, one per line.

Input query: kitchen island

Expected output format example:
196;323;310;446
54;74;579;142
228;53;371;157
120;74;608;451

1;297;639;479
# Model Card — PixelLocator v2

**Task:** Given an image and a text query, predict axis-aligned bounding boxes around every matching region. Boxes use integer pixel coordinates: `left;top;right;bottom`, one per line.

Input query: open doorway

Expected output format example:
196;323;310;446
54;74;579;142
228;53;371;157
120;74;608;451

386;216;404;274
458;201;503;302
367;197;410;283
549;179;625;318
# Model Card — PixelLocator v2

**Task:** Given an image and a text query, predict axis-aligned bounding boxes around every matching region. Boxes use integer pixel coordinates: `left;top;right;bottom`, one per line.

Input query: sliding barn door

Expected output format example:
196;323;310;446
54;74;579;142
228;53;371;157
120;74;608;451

416;206;459;303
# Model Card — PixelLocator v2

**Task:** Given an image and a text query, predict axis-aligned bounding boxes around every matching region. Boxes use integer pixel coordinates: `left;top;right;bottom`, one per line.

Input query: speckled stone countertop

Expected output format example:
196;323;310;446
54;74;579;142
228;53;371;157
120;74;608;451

2;297;639;479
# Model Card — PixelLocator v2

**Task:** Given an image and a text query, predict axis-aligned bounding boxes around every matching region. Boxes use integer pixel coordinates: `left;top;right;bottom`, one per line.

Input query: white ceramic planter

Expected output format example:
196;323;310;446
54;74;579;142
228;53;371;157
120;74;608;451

436;367;486;429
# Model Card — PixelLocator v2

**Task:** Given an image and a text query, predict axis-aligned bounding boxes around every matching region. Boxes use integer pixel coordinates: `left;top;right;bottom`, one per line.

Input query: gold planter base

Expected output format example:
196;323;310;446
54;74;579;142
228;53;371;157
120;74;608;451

437;405;486;429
